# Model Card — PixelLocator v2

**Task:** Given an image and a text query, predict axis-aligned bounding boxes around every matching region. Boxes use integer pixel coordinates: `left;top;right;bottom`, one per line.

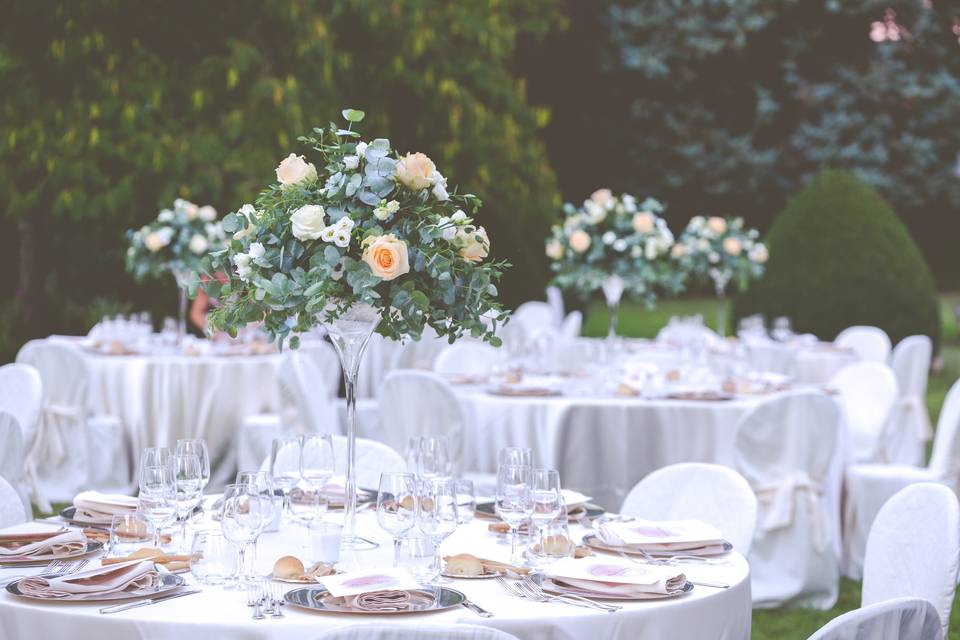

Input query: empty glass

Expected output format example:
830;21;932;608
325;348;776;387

408;436;453;480
269;437;302;521
236;470;278;533
531;469;563;530
454;479;476;524
138;464;177;548
496;463;533;566
190;530;235;585
376;472;419;567
108;513;154;557
140;447;171;472
220;483;269;586
172;453;203;551
498;446;532;468
175;439;210;491
300;434;335;520
417;477;458;583
398;533;436;582
309;520;343;565
530;519;575;565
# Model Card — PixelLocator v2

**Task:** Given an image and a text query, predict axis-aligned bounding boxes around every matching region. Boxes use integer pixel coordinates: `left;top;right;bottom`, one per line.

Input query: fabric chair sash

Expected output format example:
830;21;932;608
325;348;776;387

753;470;828;551
24;403;84;513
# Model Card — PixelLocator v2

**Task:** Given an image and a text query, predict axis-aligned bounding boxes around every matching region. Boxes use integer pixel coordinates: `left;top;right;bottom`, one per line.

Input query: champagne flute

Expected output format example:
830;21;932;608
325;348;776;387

376;472;419;567
418;477;459;583
171;453;203;551
269;437;301;521
220;483;268;586
300;434;335;521
496;463;533;566
138;464;177;548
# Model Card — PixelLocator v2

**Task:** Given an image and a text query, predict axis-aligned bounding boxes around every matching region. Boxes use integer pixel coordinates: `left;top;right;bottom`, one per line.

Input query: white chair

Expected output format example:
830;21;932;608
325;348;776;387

734;391;841;609
835;326;892;363
512;301;558;335
842;377;960;579
546;285;566;326
829;363;899;463
560;311;583;340
259;435;405;490
0;411;31;521
620;463;758;554
807;597;943;640
888;335;934;464
315;624;521;640
861;483;960;638
745;340;795;377
433;342;500;377
0;363;42;445
15;340;128;509
0;476;28;529
389;326;448;371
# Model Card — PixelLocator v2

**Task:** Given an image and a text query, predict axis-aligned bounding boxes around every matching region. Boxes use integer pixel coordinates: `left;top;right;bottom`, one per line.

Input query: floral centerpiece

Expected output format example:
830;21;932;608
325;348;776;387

545;189;684;338
674;215;768;335
198;108;507;546
126;199;224;338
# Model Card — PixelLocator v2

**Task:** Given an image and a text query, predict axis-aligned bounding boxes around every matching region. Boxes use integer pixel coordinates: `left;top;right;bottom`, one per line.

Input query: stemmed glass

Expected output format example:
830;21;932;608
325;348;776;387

376;472;419;567
220;483;268;587
417;477;459;583
236;470;277;532
140;447;171;471
138;464;177;549
531;469;564;563
175;439;210;491
407;436;453;480
269;437;302;521
300;434;335;521
496;463;534;566
171;453;203;551
498;447;532;468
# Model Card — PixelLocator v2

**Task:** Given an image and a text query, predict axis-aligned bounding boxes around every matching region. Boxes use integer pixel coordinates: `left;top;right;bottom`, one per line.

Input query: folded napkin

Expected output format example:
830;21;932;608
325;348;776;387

545;557;686;597
18;559;160;600
561;490;592;508
73;491;138;523
0;530;87;559
0;522;66;545
598;519;725;552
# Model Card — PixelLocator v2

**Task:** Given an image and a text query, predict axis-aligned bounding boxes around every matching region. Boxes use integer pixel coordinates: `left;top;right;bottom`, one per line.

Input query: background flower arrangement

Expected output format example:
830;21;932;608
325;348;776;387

199;109;508;348
675;215;768;295
126;199;224;281
545;189;685;307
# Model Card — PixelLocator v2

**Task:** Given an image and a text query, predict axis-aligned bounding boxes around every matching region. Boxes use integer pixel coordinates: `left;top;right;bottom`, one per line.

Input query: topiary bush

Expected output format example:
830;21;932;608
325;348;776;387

733;170;941;351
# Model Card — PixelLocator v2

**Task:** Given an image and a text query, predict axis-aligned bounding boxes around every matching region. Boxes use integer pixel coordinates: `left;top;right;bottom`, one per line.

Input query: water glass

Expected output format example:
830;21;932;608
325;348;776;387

408;436;453;480
418;477;458;583
531;469;563;529
140;447;171;473
496;463;533;566
138;464;177;548
172;454;203;550
308;520;343;565
220;483;269;586
454;479;476;524
108;513;154;557
498;447;532;468
376;472;419;566
190;530;235;585
530;519;575;565
398;533;437;582
269;437;302;521
300;434;335;519
236;470;279;533
175;439;211;491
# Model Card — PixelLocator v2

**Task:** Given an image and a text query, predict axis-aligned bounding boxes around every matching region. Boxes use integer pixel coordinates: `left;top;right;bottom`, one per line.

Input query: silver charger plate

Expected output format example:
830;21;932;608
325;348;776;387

5;571;184;602
0;542;104;567
284;585;466;614
582;534;733;558
59;505;202;527
476;502;605;522
533;572;694;600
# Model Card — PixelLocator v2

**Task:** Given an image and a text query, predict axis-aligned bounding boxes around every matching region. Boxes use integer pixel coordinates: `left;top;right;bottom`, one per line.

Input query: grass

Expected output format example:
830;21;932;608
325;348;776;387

584;293;960;639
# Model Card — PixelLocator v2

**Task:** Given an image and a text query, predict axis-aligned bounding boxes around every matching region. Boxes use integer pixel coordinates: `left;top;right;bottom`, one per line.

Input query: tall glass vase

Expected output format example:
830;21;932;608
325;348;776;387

709;270;731;337
172;268;189;344
322;302;380;550
602;275;625;342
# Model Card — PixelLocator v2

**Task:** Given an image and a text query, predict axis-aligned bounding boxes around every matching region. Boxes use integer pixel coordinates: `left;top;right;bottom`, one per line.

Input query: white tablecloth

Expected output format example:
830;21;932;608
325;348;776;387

0;511;751;640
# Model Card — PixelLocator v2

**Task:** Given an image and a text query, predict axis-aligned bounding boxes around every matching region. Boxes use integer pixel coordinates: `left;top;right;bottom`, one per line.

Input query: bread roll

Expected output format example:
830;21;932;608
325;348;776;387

444;553;484;576
273;555;305;579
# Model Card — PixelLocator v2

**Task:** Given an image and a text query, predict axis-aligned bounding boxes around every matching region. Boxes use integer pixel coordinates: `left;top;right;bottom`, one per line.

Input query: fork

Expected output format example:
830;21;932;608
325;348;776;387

495;576;616;613
518;576;620;612
616;552;730;589
269;581;284;618
0;558;89;588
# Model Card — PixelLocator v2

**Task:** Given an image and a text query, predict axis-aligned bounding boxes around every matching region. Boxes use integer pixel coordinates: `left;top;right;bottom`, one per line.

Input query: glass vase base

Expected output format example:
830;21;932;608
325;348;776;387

340;535;379;550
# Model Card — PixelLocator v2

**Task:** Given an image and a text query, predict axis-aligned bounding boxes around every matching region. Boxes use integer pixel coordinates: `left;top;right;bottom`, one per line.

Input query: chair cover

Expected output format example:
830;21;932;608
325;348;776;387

835;326;891;364
389;326;448;372
620;463;758;554
829;363;899;463
259;435;405;491
807;597;943;640
560;311;582;340
0;363;42;445
512;301;558;335
280;343;342;434
734;390;841;609
0;476;28;529
862;483;960;638
745;340;795;377
546;285;565;326
377;371;467;473
434;342;500;377
0;412;31;521
889;335;933;459
315;623;521;640
841;378;960;579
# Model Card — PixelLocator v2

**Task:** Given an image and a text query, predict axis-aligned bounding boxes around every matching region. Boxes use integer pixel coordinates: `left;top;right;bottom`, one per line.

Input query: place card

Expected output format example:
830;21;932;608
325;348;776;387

599;519;724;548
320;568;421;598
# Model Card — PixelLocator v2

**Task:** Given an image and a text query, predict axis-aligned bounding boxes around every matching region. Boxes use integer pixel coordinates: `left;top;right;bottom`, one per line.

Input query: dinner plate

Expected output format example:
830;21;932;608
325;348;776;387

475;501;605;522
284;585;466;614
60;505;201;527
582;534;733;557
534;573;694;600
5;571;184;602
0;542;104;566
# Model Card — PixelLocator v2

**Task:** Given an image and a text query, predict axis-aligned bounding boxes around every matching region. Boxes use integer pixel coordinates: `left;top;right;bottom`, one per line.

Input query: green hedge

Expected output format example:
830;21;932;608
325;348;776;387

733;170;941;351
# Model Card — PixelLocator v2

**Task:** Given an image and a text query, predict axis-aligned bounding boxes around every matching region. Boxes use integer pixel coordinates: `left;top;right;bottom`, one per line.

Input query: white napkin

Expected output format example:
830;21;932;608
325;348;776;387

0;522;66;544
598;519;724;552
545;557;686;596
73;491;138;523
561;490;592;508
321;568;421;598
0;530;87;558
18;559;160;600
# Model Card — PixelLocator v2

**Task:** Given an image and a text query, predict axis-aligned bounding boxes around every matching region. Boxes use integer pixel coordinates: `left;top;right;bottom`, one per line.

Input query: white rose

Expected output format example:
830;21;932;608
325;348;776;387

239;203;258;220
188;235;208;255
233;253;252;280
199;205;217;222
373;206;390;221
545;239;564;260
602;231;616;245
437;217;457;241
157;209;174;223
335;216;355;231
697;239;710;251
622;195;637;213
334;230;351;248
644;239;658;260
144;231;170;252
355;141;368;158
320;226;337;243
276;153;318;188
290;204;326;240
613;239;627;252
708;251;721;264
248;242;265;259
386;200;400;214
430;170;449;201
343;155;359;171
750;243;769;264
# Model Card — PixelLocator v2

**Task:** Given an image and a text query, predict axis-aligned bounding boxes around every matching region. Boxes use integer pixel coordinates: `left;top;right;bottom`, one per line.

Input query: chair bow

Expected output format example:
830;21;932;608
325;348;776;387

24;402;84;513
753;470;829;552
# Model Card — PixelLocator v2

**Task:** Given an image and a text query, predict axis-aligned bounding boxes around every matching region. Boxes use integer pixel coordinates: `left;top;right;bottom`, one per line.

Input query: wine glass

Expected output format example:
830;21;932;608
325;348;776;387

498;446;532;468
171;453;203;551
531;468;563;549
269;437;301;521
140;447;171;472
137;464;177;548
236;470;277;534
496;463;534;566
300;434;335;521
376;472;419;567
175;439;210;491
416;436;453;480
417;477;458;583
220;483;268;587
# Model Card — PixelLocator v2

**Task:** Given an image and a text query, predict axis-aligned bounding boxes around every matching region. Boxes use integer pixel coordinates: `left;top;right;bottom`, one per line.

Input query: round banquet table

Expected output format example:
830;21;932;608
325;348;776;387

0;511;751;640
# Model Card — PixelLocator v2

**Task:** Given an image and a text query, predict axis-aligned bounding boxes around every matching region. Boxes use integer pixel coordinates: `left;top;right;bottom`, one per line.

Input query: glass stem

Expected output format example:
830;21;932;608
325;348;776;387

237;546;247;584
510;526;519;565
393;537;401;568
344;372;358;542
174;270;188;344
715;283;726;337
607;301;619;341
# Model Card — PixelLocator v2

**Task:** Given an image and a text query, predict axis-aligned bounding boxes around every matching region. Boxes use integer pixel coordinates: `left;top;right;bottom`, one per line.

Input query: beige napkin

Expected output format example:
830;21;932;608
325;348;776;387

18;559;160;600
0;522;66;545
73;491;138;524
0;530;87;559
545;557;686;596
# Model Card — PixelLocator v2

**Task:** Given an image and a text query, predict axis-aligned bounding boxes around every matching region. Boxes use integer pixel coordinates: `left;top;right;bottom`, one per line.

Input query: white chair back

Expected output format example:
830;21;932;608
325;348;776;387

733;390;841;609
745;341;795;377
389;327;448;371
0;411;30;520
862;483;960;637
620;463;758;554
315;623;521;640
512;301;557;335
927;378;960;482
433;342;500;377
546;285;565;326
0;363;42;445
377;371;467;472
560;311;583;340
259;435;405;490
278;343;341;434
807;597;943;640
829;362;899;462
889;335;933;449
835;326;892;363
0;476;28;529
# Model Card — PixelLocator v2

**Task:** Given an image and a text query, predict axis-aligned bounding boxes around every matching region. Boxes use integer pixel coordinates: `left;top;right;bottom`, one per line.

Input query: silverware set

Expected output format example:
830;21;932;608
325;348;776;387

615;551;731;589
495;575;620;612
0;558;90;588
248;579;284;619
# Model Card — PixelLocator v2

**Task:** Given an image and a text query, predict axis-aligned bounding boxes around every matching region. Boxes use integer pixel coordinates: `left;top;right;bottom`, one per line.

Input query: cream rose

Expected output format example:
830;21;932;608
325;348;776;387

457;226;490;262
569;229;591;253
144;231;170;252
290;204;326;241
395;152;436;191
199;205;217;222
750;243;769;263
632;212;655;234
590;189;613;205
671;244;686;258
707;216;727;235
545;239;564;260
362;234;410;281
723;236;743;256
188;235;208;255
276;153;318;188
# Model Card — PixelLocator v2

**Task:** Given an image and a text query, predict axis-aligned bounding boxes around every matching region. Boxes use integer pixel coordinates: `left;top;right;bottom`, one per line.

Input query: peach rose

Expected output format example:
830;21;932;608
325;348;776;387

707;216;727;235
395;152;436;191
750;243;769;263
276;153;317;188
569;229;591;253
723;236;743;256
545;239;564;260
590;189;614;205
457;226;490;262
632;212;655;234
670;244;686;258
362;234;410;281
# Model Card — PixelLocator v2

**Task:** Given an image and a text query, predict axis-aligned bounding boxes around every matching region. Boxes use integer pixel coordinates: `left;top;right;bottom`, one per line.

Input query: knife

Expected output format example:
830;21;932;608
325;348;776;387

100;589;201;614
460;599;494;617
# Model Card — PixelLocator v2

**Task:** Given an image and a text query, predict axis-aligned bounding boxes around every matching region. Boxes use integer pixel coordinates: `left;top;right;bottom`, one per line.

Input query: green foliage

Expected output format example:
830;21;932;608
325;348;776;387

733;170;941;349
126;199;224;282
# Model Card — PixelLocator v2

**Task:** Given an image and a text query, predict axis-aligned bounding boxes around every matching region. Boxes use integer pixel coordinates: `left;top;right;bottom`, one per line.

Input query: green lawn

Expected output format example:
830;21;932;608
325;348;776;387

584;293;960;639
